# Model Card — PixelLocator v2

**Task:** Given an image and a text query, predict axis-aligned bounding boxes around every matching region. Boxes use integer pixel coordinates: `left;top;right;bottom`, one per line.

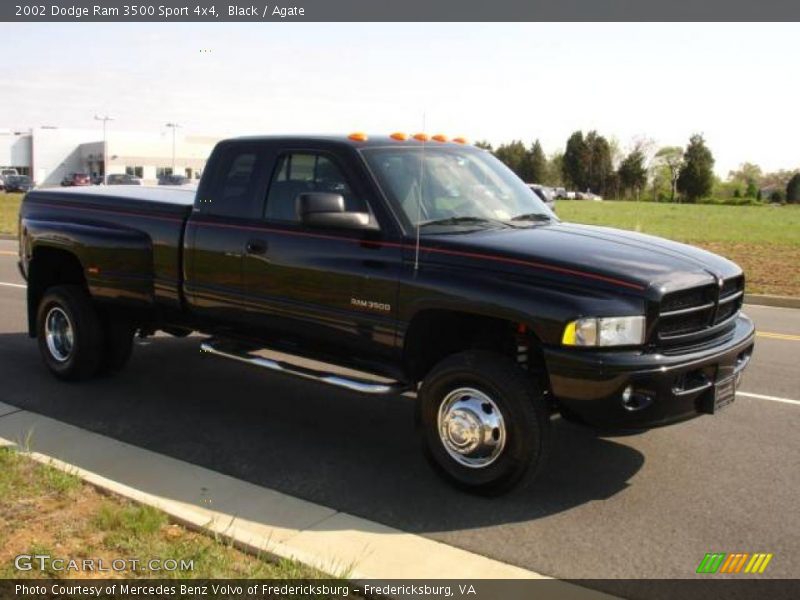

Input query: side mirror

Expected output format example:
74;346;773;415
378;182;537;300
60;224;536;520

297;193;376;230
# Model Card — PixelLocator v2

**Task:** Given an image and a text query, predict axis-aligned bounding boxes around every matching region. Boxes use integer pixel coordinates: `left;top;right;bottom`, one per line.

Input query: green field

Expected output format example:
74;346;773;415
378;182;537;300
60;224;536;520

557;200;800;296
0;192;21;236
2;193;796;296
556;200;800;245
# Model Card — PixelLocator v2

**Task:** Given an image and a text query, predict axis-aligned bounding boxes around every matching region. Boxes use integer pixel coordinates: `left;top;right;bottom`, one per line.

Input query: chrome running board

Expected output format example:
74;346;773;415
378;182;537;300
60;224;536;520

200;340;409;395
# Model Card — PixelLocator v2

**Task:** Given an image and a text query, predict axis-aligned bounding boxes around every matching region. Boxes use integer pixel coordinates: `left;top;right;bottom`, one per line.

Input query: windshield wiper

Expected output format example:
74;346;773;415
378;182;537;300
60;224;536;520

419;216;510;229
510;212;553;222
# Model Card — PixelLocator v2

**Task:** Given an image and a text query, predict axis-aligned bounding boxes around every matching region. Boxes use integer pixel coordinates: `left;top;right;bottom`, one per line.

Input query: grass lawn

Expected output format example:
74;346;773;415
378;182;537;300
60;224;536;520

557;200;800;297
0;447;338;581
0;192;22;236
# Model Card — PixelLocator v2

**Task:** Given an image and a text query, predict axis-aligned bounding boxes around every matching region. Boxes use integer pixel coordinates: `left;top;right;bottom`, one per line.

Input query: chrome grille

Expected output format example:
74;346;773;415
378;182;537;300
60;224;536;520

657;276;744;343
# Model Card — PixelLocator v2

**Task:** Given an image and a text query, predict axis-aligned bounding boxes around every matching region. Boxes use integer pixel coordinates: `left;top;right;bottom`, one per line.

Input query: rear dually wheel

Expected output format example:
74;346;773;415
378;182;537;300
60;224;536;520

36;285;104;381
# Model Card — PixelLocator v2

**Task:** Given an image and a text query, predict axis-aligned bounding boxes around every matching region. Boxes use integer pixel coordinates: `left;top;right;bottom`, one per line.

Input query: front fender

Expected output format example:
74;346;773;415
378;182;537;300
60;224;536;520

397;262;646;346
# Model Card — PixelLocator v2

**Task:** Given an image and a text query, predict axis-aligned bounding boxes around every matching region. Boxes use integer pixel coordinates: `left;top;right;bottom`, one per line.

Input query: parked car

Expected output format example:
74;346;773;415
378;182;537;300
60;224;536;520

3;175;33;193
575;191;603;201
158;174;190;186
527;184;556;212
1;168;20;190
18;134;755;494
61;173;91;186
107;174;142;185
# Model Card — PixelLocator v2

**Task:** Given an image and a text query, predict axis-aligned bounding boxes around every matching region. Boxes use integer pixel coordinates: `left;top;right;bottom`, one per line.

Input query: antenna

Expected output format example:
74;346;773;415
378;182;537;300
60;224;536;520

413;113;426;273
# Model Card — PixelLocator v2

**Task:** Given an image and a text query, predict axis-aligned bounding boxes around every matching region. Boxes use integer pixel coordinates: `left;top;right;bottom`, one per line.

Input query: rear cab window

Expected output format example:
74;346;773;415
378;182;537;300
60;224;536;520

203;146;270;219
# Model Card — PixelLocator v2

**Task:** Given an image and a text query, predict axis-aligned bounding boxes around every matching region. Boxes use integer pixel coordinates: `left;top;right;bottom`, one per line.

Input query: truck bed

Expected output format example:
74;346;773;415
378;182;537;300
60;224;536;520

27;184;196;209
21;186;195;311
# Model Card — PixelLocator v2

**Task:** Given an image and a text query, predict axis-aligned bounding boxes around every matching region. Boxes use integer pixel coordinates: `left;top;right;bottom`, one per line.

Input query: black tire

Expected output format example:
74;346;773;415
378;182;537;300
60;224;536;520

36;285;104;381
417;350;551;495
98;318;135;375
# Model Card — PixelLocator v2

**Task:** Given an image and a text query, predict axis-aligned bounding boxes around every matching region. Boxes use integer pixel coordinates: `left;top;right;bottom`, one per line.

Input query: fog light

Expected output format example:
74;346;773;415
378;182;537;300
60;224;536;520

621;386;653;411
621;385;634;406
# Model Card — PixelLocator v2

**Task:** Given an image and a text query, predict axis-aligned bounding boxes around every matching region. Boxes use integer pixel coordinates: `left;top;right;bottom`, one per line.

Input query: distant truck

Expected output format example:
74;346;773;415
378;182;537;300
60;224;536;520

3;175;33;193
17;134;755;493
1;168;20;189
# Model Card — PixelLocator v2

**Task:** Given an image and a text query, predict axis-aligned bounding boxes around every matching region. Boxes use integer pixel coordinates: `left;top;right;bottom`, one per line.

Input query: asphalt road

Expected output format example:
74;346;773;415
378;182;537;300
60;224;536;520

0;239;798;582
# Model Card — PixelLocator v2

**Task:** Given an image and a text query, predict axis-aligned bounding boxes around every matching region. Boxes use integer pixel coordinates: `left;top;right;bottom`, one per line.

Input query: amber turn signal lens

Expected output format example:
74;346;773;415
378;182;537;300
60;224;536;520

348;132;368;142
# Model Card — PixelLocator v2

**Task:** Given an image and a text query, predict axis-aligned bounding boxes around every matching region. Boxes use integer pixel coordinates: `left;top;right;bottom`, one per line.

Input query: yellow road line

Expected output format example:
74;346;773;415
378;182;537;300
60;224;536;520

757;331;800;342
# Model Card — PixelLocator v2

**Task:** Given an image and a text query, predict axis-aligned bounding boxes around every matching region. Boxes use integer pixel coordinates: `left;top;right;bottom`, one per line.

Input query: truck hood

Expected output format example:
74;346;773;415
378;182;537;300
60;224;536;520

421;222;742;295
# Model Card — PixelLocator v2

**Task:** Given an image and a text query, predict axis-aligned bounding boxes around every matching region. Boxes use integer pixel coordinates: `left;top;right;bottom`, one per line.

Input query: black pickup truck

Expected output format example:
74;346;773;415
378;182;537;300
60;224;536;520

18;134;755;493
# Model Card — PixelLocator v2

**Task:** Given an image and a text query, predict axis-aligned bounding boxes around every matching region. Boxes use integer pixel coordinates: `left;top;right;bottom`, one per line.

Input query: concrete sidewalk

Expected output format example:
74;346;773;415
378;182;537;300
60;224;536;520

0;401;610;597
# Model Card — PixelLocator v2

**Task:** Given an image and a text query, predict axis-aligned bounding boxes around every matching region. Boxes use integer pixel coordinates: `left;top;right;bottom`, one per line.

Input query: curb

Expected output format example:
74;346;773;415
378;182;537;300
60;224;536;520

745;294;800;309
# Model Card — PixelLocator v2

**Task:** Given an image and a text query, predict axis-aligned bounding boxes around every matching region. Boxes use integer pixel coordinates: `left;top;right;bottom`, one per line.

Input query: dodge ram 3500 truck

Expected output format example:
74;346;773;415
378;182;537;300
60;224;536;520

18;134;755;493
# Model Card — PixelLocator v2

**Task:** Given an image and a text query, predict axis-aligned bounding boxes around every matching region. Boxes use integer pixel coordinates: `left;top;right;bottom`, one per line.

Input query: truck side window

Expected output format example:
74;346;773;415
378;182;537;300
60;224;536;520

264;153;364;222
206;150;263;218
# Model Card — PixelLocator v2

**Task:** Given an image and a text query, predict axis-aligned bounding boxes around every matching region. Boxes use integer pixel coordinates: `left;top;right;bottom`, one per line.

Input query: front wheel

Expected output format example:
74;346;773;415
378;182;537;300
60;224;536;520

417;350;551;495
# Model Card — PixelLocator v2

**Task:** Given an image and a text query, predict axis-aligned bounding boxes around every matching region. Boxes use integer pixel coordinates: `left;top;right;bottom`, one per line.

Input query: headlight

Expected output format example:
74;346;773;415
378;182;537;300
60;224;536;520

562;316;646;347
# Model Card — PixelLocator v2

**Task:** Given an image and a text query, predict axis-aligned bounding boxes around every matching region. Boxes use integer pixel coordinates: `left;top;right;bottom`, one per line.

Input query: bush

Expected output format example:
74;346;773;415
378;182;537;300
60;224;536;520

787;173;800;204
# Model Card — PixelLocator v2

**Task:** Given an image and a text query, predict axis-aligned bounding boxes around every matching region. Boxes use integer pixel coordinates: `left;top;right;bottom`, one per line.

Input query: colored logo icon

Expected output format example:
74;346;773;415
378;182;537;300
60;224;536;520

696;553;773;574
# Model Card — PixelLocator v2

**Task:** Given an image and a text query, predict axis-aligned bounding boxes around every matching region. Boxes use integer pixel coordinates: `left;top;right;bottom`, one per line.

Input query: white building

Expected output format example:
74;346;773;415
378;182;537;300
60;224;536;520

0;126;221;186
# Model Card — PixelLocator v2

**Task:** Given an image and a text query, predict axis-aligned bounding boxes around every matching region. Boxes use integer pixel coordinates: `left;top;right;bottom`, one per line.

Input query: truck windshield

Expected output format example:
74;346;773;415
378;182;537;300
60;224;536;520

362;146;555;232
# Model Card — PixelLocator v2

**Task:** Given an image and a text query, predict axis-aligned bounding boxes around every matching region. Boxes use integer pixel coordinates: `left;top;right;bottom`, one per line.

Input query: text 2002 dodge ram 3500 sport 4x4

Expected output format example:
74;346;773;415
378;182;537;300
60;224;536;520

18;134;755;493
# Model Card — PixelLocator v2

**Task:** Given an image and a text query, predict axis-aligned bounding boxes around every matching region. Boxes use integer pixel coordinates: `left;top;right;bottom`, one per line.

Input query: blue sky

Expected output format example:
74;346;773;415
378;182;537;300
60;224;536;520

1;22;798;175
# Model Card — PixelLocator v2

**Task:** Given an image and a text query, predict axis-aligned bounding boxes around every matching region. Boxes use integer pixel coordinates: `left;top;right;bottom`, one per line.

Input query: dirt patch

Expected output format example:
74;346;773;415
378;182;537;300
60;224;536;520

698;242;800;297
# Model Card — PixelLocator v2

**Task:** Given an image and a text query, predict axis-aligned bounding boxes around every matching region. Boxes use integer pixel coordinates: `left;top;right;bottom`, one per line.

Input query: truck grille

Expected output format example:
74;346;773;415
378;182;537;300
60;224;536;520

657;276;744;343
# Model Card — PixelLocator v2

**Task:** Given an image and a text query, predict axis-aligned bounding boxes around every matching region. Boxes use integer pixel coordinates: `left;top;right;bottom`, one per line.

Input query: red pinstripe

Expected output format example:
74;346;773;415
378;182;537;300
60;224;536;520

25;200;646;291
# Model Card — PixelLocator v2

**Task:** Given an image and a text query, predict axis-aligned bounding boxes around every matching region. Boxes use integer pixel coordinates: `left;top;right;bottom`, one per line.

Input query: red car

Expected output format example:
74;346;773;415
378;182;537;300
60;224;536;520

61;173;91;186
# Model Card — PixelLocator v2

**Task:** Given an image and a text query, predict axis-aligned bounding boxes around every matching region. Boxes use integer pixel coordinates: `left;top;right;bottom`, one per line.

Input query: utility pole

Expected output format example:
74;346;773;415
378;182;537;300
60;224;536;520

94;114;115;183
165;122;181;173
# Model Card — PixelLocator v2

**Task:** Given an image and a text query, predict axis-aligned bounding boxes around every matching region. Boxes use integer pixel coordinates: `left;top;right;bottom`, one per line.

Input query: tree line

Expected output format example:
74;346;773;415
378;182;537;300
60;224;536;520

477;132;800;204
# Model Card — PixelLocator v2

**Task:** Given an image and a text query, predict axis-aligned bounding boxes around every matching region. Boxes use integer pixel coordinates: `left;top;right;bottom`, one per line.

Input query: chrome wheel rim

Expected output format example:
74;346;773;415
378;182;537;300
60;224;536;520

437;387;506;469
45;307;74;362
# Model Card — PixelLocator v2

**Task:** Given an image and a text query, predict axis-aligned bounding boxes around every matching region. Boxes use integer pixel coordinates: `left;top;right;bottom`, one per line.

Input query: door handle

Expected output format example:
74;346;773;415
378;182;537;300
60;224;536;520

245;239;268;255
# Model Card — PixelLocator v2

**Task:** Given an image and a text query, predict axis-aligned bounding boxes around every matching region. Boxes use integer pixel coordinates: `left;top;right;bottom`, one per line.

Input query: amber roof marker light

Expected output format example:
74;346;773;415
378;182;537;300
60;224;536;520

452;137;469;144
413;133;429;142
432;134;448;143
348;132;368;142
390;132;409;141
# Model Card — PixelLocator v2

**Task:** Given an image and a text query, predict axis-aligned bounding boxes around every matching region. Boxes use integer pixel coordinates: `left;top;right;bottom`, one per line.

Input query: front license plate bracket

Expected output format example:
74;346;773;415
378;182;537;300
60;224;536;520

712;376;736;413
